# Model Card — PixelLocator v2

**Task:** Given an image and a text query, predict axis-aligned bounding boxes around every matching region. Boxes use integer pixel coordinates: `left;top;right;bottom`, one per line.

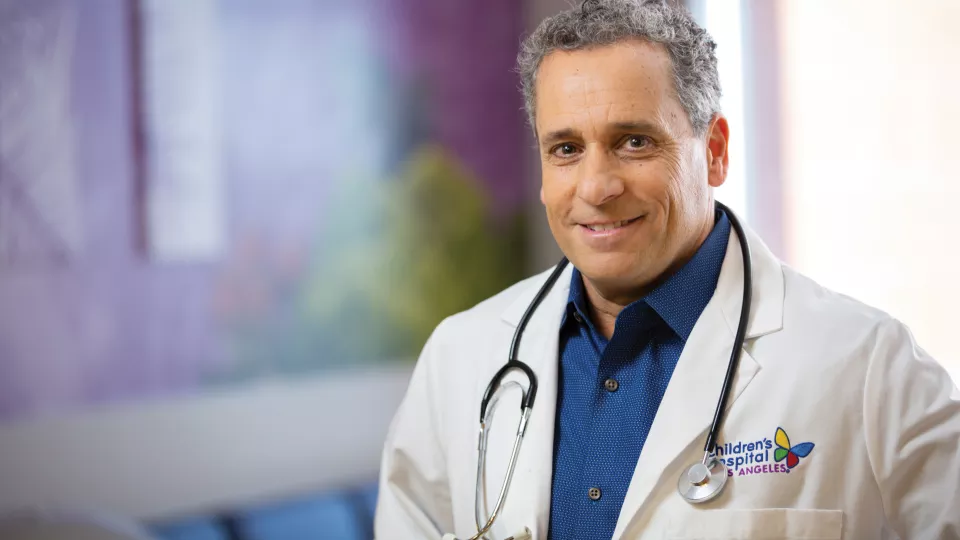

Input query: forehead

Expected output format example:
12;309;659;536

534;39;687;135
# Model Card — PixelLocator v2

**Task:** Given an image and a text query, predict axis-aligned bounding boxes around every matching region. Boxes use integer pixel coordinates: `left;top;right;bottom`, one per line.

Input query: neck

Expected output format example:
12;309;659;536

582;283;626;340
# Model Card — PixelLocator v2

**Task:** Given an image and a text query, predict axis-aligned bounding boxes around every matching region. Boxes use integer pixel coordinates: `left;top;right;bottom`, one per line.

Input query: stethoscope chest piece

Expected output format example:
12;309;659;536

677;456;728;503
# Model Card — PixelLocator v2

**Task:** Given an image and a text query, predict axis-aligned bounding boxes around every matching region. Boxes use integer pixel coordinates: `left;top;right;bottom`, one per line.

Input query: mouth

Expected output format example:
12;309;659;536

579;216;642;232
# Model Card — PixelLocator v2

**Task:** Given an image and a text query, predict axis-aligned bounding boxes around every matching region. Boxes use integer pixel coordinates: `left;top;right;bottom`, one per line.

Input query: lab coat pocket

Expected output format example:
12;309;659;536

665;508;843;539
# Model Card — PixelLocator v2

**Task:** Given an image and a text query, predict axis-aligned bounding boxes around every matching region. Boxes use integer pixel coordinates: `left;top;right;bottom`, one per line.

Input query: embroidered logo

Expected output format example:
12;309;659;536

713;427;815;477
773;426;815;470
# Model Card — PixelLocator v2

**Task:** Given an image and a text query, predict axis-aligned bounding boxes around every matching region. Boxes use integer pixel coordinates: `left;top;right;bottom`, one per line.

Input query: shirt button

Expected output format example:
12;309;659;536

573;311;585;324
604;378;619;392
588;487;602;500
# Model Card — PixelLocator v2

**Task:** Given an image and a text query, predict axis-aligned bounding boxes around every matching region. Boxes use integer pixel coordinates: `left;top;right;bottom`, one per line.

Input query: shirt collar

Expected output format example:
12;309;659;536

563;209;730;342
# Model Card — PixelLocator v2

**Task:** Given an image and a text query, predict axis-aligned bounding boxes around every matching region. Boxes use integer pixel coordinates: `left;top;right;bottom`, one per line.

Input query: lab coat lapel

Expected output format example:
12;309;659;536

497;263;572;540
611;223;783;538
611;303;760;537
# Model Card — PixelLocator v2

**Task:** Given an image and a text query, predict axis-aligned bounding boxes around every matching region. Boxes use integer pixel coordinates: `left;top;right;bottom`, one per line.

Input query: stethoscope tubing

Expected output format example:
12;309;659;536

703;201;752;455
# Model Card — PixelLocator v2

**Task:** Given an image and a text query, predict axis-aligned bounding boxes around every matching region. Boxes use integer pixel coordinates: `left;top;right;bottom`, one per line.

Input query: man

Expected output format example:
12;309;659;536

375;0;960;538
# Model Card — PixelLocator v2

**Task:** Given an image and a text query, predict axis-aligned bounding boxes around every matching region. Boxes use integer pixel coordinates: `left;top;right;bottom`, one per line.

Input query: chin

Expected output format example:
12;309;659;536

571;251;643;284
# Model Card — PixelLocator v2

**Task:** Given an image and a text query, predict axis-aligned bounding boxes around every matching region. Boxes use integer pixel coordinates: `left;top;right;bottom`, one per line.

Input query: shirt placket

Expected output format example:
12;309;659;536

574;305;657;538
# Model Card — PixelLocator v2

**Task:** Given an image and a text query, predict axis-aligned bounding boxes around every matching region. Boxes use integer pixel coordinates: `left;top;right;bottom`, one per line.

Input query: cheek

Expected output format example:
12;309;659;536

663;149;694;194
540;168;576;214
624;158;684;208
658;146;707;206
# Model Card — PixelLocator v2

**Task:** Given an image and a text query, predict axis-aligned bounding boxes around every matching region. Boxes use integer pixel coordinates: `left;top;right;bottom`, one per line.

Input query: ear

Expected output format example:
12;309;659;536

705;114;730;188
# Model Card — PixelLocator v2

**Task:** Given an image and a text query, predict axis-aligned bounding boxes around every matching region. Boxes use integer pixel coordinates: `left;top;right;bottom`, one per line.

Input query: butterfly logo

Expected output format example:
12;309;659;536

774;427;815;469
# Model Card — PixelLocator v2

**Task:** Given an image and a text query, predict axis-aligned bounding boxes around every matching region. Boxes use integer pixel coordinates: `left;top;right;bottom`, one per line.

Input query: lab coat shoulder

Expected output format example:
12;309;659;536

421;265;563;389
421;267;556;380
761;264;921;386
775;265;960;537
374;268;558;540
780;264;895;351
747;265;900;404
433;266;558;340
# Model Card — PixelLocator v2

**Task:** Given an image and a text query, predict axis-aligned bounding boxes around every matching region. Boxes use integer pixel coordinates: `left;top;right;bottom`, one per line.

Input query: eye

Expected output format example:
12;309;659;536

622;135;652;150
549;142;580;158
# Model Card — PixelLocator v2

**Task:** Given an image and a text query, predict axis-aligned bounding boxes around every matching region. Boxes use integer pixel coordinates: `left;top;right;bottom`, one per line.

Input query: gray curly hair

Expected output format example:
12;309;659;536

517;0;721;135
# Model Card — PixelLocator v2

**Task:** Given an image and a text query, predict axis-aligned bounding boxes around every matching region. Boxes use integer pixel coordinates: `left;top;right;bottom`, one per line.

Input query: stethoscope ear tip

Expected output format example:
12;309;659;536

508;527;533;540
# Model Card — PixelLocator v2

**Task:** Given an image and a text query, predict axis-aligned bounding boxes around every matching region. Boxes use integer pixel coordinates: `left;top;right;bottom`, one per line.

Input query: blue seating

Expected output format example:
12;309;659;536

150;480;380;540
357;482;378;521
152;518;227;540
235;492;363;540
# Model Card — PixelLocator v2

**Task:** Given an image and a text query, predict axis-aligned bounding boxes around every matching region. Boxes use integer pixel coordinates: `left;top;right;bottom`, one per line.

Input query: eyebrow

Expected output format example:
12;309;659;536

540;128;578;146
539;120;667;146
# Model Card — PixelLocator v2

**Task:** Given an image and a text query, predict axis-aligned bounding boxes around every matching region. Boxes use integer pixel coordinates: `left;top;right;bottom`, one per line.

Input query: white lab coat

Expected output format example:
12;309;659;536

374;223;960;539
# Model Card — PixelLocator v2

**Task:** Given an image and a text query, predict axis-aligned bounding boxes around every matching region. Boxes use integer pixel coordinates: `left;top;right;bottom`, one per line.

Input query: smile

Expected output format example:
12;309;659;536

581;217;641;232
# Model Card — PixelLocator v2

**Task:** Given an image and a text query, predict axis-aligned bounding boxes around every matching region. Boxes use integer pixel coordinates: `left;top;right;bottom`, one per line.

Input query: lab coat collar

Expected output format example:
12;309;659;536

719;223;785;342
501;263;572;330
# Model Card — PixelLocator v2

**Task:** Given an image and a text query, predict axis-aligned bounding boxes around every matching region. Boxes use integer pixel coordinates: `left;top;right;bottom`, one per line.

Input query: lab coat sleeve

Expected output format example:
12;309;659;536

374;321;454;539
863;317;960;538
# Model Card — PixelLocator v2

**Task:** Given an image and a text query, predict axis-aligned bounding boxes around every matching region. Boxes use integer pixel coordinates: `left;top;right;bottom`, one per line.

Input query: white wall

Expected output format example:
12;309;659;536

699;0;751;223
777;0;960;382
0;367;412;521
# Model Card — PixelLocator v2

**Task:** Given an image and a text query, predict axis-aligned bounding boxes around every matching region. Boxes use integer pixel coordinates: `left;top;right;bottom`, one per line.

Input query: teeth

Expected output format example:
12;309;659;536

587;220;630;231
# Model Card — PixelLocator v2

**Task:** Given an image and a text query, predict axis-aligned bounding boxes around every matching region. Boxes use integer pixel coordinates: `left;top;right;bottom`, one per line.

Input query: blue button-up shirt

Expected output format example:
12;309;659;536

548;210;730;540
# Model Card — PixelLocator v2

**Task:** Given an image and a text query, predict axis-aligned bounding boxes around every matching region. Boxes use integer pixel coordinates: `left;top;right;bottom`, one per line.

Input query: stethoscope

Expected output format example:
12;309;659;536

444;202;752;540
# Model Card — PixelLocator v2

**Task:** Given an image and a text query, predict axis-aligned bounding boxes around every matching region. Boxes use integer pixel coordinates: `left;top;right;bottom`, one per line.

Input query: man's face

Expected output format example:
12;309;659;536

535;39;727;295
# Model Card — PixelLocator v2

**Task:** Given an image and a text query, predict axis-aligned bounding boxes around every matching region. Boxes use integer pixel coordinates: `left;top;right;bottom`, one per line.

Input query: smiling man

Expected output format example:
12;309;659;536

375;1;960;539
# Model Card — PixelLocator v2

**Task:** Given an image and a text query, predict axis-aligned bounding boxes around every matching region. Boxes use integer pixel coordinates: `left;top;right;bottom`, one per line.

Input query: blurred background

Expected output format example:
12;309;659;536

0;0;957;538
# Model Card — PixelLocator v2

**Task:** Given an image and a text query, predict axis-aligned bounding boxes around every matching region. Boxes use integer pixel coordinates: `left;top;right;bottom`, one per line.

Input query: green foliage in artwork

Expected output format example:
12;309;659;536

302;144;529;363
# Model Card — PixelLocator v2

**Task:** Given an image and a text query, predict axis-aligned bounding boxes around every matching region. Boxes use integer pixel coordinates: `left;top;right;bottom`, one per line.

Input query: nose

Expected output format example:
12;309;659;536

576;147;624;206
